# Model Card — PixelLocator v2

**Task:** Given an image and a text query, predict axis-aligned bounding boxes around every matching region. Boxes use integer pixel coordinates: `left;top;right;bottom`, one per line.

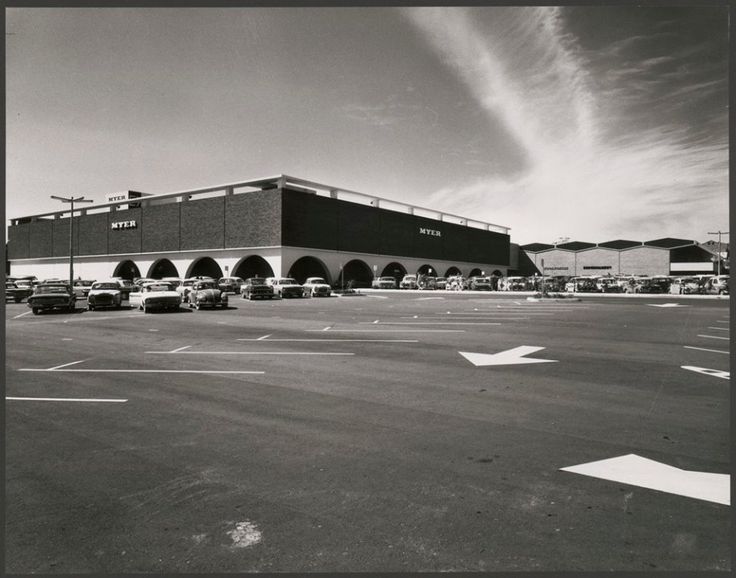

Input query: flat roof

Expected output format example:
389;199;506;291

10;174;511;235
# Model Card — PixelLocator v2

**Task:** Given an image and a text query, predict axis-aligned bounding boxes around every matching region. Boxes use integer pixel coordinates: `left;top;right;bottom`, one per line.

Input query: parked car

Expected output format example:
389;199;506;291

268;277;304;298
87;281;123;310
161;277;183;288
303;277;332;297
189;279;228;309
417;275;437;290
177;278;202;303
596;276;623;293
133;277;156;287
6;281;34;303
400;274;418;290
242;278;275;300
435;277;448;290
218;276;244;294
73;279;95;298
669;277;702;295
135;281;182;313
468;276;492;291
372;276;397;289
27;283;76;314
447;275;468;291
704;275;729;295
502;276;527;291
564;276;597;292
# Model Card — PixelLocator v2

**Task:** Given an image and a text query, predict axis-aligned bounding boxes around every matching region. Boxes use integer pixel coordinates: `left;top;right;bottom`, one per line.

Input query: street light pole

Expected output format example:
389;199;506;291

707;230;729;276
50;195;93;286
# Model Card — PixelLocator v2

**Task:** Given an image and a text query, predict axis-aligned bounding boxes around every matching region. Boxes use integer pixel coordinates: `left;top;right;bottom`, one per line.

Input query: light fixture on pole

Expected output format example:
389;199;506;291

50;195;93;286
707;230;729;276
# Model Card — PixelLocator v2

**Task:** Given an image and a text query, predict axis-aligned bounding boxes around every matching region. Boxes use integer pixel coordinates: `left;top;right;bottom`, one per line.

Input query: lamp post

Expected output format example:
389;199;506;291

50;195;93;286
707;231;729;276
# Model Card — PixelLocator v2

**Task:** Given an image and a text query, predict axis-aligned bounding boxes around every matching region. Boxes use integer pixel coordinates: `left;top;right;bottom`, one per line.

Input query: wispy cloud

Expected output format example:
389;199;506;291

401;7;728;244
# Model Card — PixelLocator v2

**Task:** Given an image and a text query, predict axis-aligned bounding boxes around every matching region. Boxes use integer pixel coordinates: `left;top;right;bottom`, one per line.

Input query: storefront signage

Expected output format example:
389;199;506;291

419;227;441;237
111;220;137;230
108;194;128;202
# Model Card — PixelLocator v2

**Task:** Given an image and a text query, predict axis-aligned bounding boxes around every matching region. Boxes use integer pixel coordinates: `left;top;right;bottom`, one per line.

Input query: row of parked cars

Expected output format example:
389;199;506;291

373;274;495;291
6;274;336;315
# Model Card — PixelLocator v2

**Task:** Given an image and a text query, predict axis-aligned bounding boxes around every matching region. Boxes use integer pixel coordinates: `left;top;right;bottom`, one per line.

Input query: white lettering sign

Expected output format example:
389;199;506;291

111;220;137;230
419;227;441;237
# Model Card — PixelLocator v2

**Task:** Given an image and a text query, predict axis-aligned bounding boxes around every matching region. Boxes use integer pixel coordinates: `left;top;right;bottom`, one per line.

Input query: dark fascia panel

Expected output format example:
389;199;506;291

556;241;596;251
521;243;555;252
644;237;694;248
598;239;642;250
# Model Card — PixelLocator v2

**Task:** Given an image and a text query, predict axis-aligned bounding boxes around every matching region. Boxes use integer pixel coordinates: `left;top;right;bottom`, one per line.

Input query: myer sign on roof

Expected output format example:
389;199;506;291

105;191;151;210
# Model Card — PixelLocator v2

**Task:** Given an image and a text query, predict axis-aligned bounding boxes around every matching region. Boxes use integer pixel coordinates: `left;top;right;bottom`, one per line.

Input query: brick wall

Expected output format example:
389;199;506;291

226;190;282;248
108;208;142;255
619;246;670;275
29;221;54;258
180;197;224;250
78;214;109;256
142;204;180;253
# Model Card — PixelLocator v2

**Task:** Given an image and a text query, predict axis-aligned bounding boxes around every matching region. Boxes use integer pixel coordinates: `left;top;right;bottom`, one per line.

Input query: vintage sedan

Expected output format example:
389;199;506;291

372;276;397;289
435;277;448;290
135;281;182;313
6;281;34;303
242;278;275;300
87;281;124;310
268;277;304;298
468;276;492;291
189;280;229;309
27;283;76;314
218;276;244;294
399;274;418;290
303;277;332;297
73;279;95;298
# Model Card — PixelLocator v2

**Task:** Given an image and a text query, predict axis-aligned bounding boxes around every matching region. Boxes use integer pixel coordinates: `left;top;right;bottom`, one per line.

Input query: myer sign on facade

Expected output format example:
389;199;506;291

419;227;441;237
111;220;137;230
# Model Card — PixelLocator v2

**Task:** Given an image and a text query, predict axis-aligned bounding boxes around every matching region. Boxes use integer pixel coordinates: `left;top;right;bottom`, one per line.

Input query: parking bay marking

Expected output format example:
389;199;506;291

306;329;465;333
683;346;729;355
359;321;502;326
237;338;419;343
19;368;265;374
12;311;32;319
697;334;729;340
681;366;730;380
561;454;729;505
7;396;128;403
460;346;558;367
647;303;689;308
145;351;355;356
707;327;729;331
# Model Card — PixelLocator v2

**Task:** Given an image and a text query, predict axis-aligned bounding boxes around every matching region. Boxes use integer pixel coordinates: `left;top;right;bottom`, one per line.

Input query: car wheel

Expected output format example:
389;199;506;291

88;304;95;311
195;301;201;310
143;302;149;313
32;307;40;315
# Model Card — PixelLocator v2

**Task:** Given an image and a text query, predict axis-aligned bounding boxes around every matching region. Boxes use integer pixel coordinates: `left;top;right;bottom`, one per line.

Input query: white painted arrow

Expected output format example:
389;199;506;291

682;365;730;380
459;346;557;367
561;454;730;505
647;303;688;308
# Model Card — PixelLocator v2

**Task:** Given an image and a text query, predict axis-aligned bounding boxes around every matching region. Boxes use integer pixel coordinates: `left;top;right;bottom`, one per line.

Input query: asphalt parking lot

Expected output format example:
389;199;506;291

5;291;731;573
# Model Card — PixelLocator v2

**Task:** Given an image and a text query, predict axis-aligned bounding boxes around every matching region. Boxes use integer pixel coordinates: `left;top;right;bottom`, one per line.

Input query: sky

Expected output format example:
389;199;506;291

5;6;729;245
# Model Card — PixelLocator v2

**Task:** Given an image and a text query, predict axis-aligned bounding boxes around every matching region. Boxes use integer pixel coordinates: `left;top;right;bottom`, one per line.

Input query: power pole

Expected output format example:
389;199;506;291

707;231;729;276
51;195;93;286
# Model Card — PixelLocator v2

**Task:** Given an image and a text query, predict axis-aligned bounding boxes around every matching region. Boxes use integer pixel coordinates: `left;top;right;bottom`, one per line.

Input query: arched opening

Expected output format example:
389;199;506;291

445;266;462;277
469;268;483;277
186;257;223;279
288;256;331;284
340;259;373;289
113;260;141;281
381;262;406;284
417;264;436;277
233;255;274;280
148;259;179;279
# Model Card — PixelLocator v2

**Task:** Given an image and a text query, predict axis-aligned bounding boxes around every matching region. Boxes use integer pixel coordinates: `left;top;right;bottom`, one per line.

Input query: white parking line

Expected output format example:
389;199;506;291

707;327;729;331
358;321;502;326
716;320;729;323
48;359;90;371
237;338;418;342
19;369;265;374
306;329;464;333
697;334;729;340
7;396;128;403
145;351;354;356
256;334;272;340
12;311;32;319
170;345;192;353
681;366;730;380
684;346;729;355
400;316;529;321
62;314;140;323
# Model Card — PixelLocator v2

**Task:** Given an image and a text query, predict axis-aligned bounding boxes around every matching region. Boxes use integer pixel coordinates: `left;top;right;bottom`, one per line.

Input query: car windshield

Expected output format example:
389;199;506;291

147;284;173;292
248;278;266;285
93;283;120;290
75;280;94;286
281;279;297;284
36;285;68;294
404;276;416;280
196;282;216;290
380;277;394;281
309;278;326;284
